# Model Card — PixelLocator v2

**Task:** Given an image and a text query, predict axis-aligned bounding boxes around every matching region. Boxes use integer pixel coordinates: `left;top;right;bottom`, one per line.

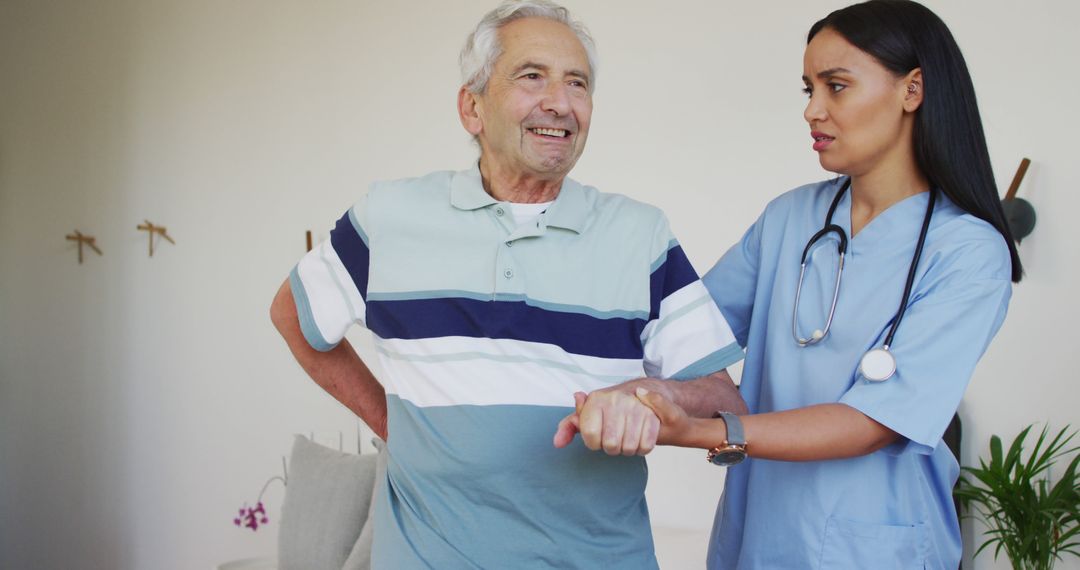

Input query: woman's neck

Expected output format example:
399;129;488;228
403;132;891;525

848;156;929;236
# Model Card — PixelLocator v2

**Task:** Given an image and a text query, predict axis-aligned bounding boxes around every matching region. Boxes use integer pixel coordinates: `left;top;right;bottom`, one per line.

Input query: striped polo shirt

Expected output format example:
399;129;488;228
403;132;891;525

289;164;742;569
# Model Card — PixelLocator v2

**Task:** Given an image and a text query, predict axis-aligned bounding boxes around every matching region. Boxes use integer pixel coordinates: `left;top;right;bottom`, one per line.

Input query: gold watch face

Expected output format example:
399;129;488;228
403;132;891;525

709;446;747;466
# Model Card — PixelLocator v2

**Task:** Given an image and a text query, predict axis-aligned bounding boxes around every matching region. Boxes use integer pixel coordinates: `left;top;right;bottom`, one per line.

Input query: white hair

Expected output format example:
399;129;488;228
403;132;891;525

460;0;598;94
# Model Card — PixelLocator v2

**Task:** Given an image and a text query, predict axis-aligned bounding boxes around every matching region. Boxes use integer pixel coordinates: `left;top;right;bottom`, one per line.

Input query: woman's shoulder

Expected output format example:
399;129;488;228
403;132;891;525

769;178;843;208
756;178;844;224
925;194;1013;282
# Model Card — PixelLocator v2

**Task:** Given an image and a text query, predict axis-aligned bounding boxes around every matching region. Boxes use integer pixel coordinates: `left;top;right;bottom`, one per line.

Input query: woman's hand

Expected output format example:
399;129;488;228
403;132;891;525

634;387;697;447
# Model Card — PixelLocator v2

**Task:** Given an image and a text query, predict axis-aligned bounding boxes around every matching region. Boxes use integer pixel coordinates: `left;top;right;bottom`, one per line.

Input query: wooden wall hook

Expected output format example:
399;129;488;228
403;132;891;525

65;230;103;264
1004;157;1031;201
1001;158;1037;242
136;220;176;257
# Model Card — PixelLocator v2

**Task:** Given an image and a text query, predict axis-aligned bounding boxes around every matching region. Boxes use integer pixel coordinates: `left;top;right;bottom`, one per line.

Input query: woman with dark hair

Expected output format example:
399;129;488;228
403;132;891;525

635;1;1020;567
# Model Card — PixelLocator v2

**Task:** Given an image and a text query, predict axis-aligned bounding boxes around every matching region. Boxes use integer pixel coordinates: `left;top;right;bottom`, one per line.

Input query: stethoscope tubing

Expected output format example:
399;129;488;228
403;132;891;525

884;187;937;349
793;251;845;347
792;178;938;365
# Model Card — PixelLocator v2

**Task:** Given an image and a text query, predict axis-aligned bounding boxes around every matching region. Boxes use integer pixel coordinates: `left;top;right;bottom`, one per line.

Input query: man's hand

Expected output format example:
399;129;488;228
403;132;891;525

552;391;587;449
552;378;673;456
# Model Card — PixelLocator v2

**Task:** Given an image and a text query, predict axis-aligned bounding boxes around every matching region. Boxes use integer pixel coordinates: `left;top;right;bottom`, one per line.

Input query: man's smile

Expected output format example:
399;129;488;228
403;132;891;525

528;127;571;138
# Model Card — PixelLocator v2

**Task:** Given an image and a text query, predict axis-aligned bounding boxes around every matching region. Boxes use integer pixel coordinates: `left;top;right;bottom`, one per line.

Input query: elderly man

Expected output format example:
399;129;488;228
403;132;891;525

270;1;745;567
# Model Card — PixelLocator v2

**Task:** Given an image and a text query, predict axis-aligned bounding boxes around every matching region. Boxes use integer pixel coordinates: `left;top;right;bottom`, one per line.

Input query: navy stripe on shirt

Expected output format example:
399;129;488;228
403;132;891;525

330;212;370;301
366;297;647;360
649;244;698;319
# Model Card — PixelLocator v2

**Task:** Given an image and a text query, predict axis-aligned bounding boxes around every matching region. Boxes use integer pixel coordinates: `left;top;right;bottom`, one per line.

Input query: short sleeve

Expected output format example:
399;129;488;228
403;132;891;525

840;274;1012;455
641;217;743;380
289;197;372;352
702;212;764;348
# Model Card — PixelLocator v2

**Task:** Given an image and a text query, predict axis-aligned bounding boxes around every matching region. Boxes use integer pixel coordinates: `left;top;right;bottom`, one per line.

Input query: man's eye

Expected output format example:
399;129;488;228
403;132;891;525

520;73;542;80
569;80;587;89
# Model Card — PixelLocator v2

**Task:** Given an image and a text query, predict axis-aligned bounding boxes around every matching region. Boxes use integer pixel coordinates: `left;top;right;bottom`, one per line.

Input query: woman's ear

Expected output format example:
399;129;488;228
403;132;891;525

458;87;483;136
902;68;924;113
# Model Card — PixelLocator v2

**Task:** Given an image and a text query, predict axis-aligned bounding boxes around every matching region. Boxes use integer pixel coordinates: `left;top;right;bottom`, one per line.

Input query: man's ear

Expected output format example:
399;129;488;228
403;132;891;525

902;68;923;113
458;87;483;136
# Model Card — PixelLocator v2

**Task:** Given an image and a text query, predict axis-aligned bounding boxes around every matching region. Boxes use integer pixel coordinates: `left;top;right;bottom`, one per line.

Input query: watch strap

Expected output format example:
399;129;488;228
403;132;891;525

716;412;746;446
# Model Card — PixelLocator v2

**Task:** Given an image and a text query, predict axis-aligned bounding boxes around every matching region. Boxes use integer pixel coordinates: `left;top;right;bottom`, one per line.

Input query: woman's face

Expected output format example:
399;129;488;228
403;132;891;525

802;28;917;177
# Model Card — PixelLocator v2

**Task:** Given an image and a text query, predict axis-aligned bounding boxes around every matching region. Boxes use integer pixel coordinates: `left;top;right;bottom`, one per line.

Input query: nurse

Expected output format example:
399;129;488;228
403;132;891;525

636;1;1022;568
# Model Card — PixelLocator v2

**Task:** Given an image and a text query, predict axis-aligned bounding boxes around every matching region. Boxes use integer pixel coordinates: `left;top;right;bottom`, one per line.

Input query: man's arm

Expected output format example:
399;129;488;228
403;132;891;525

552;370;745;455
270;278;388;440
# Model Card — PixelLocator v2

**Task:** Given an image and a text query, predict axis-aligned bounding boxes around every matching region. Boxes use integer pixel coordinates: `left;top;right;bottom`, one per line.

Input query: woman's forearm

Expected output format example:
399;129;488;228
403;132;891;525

679;403;900;462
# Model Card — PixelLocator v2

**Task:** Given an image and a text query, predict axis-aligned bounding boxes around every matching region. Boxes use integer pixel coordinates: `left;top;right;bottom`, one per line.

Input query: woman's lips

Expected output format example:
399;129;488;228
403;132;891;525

811;131;834;151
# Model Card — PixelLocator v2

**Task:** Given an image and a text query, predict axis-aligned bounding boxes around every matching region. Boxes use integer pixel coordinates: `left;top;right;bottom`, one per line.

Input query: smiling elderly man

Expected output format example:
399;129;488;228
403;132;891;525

270;1;745;568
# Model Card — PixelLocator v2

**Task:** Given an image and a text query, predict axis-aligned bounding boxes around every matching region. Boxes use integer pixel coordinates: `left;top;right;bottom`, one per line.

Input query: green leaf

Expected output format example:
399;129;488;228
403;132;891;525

991;432;1006;472
957;423;1080;568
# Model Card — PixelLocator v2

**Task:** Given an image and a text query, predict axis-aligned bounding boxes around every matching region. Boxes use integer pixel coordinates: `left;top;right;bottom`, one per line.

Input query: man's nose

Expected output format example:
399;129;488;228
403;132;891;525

541;81;572;117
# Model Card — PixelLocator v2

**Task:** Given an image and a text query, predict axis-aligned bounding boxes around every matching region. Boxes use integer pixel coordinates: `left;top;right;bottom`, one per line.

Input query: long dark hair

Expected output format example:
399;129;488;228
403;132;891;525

809;0;1023;282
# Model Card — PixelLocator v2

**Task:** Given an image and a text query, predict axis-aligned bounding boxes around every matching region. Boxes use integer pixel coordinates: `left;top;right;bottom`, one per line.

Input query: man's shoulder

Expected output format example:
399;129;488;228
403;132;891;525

583;184;668;226
368;169;456;198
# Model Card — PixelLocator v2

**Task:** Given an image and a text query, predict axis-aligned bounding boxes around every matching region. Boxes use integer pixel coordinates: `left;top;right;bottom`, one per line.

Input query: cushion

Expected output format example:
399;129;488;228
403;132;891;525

341;438;387;570
277;435;378;570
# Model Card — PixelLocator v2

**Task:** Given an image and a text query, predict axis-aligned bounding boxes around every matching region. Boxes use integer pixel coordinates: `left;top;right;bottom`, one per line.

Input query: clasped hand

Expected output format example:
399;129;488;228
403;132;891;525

553;378;678;456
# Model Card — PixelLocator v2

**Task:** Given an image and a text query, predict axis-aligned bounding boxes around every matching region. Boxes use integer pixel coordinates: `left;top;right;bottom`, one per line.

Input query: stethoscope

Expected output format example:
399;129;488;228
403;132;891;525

792;178;937;382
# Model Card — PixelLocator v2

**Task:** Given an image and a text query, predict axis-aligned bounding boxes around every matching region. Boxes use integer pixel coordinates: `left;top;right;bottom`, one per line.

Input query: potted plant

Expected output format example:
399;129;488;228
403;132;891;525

954;424;1080;569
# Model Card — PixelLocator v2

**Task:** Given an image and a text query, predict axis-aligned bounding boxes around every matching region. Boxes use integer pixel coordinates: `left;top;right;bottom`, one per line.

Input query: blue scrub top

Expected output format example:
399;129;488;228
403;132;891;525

702;179;1013;569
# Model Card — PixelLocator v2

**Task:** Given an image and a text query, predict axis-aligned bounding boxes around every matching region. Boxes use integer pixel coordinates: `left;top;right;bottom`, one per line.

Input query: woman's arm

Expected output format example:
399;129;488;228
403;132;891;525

636;388;900;461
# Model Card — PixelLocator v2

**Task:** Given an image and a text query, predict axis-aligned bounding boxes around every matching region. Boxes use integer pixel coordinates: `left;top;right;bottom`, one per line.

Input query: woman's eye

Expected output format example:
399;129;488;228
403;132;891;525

830;83;846;93
801;86;813;97
521;73;542;80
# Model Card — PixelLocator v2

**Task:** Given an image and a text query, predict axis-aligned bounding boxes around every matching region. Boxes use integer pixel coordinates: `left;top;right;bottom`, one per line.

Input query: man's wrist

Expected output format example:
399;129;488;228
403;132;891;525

632;377;675;401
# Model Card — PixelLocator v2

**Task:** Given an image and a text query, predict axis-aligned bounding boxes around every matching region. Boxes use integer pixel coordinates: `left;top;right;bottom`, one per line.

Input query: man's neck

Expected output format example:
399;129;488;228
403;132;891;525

479;157;564;204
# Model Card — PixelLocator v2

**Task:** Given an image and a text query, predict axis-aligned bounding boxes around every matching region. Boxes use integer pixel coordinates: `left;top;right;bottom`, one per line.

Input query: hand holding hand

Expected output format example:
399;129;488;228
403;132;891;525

553;379;668;456
634;387;695;447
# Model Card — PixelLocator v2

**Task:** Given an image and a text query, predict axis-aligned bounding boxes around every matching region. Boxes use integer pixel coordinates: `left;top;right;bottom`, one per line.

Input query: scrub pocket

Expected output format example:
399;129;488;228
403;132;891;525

818;515;927;569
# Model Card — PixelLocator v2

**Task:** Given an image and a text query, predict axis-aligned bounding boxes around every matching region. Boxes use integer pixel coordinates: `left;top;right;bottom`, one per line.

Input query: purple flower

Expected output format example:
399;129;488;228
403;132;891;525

233;469;286;532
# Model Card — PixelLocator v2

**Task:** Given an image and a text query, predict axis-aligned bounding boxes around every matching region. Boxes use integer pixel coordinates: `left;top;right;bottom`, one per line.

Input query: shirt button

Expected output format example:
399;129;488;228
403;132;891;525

505;241;513;247
503;269;514;279
495;207;505;217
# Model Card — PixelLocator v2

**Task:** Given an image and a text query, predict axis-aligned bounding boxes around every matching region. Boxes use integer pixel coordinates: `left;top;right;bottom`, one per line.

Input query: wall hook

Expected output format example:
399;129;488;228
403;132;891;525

136;220;176;257
65;230;103;264
1001;158;1036;242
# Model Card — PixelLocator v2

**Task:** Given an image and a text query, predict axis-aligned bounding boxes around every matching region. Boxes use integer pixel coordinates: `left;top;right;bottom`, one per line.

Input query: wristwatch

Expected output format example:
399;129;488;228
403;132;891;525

706;412;748;466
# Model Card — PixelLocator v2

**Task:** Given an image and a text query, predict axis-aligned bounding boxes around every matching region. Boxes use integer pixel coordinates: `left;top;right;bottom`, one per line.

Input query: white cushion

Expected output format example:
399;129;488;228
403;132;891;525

277;435;378;570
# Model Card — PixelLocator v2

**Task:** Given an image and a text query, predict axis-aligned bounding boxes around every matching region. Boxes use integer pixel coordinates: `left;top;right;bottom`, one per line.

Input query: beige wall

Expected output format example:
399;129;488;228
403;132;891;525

1;1;1076;569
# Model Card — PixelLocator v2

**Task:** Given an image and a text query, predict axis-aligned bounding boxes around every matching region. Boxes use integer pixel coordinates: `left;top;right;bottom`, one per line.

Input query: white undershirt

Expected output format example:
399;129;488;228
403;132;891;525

503;201;553;226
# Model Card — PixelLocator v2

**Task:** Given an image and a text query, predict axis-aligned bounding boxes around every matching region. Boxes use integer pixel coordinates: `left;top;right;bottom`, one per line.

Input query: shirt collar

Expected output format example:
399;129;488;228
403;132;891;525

449;163;498;210
449;162;591;234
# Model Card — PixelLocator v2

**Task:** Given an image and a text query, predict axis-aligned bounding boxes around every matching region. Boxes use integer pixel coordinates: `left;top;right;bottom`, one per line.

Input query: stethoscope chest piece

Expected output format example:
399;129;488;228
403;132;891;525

859;347;896;382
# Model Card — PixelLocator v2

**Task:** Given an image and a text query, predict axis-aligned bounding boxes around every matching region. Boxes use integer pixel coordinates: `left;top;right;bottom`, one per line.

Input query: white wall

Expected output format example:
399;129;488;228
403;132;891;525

1;1;1077;569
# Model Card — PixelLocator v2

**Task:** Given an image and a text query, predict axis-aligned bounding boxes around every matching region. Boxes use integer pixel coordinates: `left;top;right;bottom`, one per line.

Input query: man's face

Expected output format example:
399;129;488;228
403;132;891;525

471;17;593;181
